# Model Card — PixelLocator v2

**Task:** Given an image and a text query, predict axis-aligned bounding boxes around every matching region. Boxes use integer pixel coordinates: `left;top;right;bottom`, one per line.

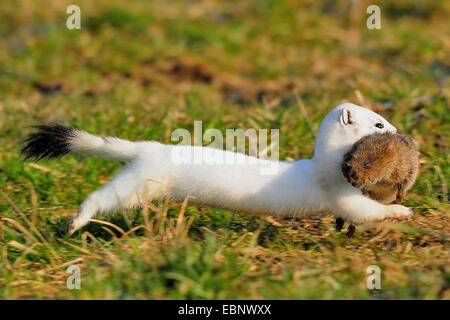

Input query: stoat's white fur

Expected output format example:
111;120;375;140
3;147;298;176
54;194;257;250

37;103;413;234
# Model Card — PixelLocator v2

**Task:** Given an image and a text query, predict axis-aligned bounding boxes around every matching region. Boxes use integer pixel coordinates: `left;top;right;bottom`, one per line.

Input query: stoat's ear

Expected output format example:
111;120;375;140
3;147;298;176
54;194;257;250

340;108;352;126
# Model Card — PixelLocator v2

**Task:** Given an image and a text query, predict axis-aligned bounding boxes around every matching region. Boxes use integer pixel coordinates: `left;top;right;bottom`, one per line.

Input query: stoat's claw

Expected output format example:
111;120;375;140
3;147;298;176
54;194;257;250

346;224;356;238
335;218;344;232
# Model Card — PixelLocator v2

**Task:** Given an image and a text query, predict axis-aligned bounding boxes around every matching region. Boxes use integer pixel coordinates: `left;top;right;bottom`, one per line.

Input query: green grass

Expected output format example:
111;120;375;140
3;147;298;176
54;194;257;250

0;0;449;299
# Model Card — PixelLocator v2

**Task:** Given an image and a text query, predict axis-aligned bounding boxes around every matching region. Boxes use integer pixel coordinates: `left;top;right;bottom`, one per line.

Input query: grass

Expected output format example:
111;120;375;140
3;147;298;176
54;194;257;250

0;0;449;299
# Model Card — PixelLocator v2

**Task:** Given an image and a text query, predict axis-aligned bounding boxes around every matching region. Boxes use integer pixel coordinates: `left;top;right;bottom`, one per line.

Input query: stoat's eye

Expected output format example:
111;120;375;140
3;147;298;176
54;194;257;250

375;123;384;129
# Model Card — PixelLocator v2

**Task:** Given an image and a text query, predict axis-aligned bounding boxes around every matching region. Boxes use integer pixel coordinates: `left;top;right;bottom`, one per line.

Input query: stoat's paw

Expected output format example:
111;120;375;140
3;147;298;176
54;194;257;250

386;204;414;221
67;217;88;236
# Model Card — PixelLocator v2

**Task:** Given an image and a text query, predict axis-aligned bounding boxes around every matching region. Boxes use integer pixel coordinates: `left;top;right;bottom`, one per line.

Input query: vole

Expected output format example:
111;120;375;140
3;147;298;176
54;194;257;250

338;132;419;237
22;103;413;235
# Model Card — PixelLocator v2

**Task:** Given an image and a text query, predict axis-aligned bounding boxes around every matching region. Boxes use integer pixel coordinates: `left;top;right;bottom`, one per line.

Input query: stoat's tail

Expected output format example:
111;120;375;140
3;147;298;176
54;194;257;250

22;124;138;161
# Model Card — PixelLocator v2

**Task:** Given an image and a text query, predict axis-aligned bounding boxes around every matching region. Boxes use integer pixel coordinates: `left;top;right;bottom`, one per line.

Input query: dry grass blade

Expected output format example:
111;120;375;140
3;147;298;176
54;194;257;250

183;216;195;238
1;217;38;244
9;280;58;293
265;216;282;227
176;195;195;237
242;228;262;261
56;238;92;255
1;190;61;263
27;181;38;227
81;231;100;251
154;182;172;234
121;225;151;238
27;163;65;178
201;226;218;237
434;165;448;198
11;243;41;269
2;242;12;269
101;226;119;239
1;190;33;227
8;241;39;256
146;203;161;213
37;258;84;275
88;219;125;236
354;90;367;109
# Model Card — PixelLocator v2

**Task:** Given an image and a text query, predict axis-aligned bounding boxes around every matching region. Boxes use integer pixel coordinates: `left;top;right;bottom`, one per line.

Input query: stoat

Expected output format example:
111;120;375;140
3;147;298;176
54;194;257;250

337;132;419;237
21;103;413;235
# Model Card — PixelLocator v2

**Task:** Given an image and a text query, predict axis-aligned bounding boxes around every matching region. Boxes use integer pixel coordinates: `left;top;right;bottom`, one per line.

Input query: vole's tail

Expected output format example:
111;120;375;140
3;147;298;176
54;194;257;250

22;124;138;161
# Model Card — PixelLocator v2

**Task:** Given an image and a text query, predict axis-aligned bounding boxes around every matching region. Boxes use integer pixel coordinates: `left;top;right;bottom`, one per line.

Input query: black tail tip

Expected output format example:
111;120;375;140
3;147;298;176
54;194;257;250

21;124;77;161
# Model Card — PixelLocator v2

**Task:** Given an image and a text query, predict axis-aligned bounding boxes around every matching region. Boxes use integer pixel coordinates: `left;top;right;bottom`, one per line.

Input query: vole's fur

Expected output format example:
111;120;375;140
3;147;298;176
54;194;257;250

342;133;419;204
337;132;419;237
22;103;414;235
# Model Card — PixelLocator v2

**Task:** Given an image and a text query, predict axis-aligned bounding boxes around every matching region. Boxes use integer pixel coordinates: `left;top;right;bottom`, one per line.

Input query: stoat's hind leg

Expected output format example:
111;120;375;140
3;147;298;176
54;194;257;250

67;168;142;235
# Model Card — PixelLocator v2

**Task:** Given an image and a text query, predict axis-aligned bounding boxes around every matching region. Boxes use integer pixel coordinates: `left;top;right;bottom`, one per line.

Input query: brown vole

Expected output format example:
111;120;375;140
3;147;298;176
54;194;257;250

337;132;419;237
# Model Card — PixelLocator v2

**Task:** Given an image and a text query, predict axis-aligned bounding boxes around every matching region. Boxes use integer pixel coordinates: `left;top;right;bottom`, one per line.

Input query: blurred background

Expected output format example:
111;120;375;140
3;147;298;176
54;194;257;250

0;0;448;299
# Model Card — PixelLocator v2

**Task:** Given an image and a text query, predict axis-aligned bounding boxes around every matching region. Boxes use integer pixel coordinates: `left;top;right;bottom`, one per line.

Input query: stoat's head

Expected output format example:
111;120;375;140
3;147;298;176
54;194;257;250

337;103;397;137
314;103;397;161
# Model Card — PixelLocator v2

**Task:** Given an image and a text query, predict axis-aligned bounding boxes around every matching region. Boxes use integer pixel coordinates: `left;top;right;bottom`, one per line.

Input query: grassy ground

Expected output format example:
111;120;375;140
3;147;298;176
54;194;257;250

0;0;449;299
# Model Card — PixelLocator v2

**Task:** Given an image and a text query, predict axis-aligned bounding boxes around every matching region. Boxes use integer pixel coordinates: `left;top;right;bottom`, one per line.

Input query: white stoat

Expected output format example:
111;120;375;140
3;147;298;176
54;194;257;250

22;103;413;235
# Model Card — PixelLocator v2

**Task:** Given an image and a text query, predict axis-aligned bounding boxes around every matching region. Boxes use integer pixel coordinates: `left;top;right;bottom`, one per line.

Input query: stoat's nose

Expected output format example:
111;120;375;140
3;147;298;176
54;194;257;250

389;126;397;134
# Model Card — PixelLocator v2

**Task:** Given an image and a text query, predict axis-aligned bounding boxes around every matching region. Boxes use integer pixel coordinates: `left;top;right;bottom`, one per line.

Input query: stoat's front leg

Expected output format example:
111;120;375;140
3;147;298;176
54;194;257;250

330;186;413;226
